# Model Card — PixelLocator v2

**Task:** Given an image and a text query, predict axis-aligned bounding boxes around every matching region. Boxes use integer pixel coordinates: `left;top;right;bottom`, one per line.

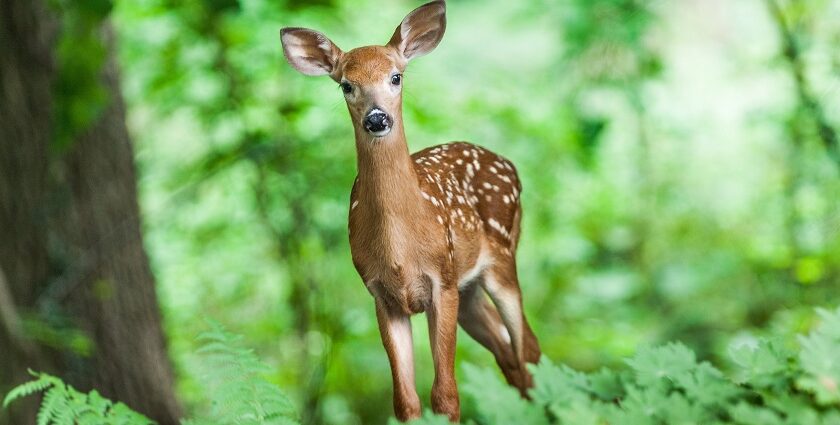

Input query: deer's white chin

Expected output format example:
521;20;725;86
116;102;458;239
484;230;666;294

367;128;392;138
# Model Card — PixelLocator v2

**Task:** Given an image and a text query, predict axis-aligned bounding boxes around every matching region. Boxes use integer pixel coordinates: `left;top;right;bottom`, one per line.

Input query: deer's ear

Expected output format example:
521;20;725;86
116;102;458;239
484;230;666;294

281;27;343;79
388;0;446;62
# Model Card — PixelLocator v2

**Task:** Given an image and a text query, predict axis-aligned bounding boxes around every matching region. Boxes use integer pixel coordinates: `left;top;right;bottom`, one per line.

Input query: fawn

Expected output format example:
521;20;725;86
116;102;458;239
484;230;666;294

281;1;541;421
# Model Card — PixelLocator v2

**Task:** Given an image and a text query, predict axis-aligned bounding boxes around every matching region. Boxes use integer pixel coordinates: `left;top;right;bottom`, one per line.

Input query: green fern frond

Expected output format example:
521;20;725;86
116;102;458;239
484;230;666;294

3;371;56;408
37;386;65;425
5;324;300;425
188;323;300;425
3;371;154;425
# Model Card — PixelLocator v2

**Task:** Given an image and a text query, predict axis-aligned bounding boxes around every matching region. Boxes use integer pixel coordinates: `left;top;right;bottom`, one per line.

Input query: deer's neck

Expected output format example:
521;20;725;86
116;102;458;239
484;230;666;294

354;121;423;219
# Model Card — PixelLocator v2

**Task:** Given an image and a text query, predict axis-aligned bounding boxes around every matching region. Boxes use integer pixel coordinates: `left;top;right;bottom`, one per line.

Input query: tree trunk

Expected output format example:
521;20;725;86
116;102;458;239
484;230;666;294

0;1;181;423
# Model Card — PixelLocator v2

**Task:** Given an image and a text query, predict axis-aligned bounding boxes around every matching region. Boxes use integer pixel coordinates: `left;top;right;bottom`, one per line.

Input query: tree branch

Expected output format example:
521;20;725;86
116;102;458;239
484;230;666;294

766;0;840;167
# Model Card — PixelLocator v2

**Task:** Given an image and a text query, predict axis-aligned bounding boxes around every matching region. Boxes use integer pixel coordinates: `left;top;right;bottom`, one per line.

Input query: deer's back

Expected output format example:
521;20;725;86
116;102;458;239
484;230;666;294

412;142;522;253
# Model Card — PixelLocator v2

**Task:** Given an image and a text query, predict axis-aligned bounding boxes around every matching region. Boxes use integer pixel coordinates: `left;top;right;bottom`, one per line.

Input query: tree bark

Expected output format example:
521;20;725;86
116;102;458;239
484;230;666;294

0;1;57;422
0;1;181;423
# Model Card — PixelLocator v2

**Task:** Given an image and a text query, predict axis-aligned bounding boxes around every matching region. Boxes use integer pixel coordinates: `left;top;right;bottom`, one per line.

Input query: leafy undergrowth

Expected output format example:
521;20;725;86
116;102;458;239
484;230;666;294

6;307;840;424
2;372;153;425
3;324;298;425
404;307;840;425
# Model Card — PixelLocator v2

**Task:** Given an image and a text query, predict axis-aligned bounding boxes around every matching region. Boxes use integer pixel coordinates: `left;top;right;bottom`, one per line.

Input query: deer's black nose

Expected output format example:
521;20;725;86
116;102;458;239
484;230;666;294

364;108;391;135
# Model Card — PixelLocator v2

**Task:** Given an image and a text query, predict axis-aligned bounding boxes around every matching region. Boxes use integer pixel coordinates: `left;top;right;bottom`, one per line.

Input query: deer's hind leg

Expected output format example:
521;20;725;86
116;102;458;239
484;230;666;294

457;281;525;390
458;271;540;395
481;258;541;394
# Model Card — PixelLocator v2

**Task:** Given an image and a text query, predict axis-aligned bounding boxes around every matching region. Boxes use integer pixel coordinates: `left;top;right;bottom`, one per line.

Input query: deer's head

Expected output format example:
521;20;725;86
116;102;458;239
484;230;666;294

281;1;446;139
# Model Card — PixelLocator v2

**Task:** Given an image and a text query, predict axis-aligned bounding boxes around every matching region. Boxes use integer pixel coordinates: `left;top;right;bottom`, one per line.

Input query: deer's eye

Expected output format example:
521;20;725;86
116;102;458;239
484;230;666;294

391;74;402;86
340;82;352;94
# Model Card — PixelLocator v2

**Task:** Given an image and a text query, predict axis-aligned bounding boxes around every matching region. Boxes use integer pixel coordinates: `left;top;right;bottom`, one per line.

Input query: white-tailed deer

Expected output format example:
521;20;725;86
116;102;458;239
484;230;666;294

280;1;541;421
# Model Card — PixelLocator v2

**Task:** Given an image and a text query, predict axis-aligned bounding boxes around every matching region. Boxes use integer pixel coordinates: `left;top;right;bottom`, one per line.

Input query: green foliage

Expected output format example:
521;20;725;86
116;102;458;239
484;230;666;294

796;308;840;405
4;325;299;425
8;307;840;424
405;306;840;424
461;365;548;425
102;0;840;423
183;324;299;425
50;0;114;150
2;371;153;425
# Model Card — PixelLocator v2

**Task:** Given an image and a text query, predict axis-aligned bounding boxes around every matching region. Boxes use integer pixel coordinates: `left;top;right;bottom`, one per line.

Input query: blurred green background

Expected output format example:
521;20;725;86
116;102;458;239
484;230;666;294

5;0;840;423
116;0;840;423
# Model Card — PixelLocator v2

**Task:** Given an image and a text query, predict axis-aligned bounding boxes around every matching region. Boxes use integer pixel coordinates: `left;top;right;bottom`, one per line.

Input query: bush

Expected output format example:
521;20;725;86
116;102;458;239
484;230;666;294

7;307;840;424
404;306;840;425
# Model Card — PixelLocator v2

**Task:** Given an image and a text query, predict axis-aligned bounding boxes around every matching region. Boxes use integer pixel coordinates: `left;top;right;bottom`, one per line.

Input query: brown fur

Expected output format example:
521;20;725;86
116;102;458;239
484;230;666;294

281;1;541;422
341;47;404;85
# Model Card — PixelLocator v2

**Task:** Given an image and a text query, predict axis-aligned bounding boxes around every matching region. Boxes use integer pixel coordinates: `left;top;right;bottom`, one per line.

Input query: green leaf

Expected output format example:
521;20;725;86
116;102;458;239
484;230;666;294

728;401;784;425
795;308;840;405
37;387;64;425
588;367;625;401
673;362;741;407
462;364;548;425
528;356;591;409
3;374;54;408
625;342;698;388
729;338;793;388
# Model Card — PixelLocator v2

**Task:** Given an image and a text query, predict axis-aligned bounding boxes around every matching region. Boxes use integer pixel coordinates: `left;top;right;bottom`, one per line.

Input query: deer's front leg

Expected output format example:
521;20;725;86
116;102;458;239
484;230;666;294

375;299;421;421
427;282;460;422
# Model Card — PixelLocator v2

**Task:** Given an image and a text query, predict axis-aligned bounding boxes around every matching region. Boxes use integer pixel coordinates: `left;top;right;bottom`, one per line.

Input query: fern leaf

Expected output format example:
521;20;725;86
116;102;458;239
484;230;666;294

85;389;111;416
37;386;65;425
188;324;300;425
3;374;54;408
3;370;154;425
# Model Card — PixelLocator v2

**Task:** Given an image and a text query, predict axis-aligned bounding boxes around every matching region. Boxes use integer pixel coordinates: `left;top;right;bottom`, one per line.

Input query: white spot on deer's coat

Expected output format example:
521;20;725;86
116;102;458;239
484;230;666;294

488;218;510;239
352;200;359;210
